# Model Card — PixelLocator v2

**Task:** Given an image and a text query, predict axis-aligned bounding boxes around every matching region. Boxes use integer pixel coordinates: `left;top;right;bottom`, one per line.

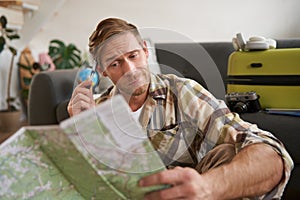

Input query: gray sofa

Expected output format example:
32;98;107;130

28;40;300;199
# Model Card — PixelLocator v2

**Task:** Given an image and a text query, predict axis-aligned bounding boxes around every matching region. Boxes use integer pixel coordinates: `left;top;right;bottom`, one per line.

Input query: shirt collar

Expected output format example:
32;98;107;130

149;74;168;100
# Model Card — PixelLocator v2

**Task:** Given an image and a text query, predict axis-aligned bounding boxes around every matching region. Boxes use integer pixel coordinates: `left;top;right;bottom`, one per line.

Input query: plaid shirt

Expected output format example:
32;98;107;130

96;73;293;199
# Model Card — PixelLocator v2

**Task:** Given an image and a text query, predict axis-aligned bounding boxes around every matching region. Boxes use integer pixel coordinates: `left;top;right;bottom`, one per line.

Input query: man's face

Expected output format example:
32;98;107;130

98;32;150;97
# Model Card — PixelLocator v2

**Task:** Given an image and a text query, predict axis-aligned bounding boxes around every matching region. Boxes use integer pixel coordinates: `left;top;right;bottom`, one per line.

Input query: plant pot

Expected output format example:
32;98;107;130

0;110;22;133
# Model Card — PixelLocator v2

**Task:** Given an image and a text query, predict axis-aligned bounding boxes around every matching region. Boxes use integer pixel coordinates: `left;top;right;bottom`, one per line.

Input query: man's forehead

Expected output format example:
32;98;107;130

100;32;143;64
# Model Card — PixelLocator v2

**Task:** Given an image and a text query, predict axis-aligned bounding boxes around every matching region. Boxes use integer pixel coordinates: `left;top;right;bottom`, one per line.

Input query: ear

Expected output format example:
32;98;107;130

143;40;149;58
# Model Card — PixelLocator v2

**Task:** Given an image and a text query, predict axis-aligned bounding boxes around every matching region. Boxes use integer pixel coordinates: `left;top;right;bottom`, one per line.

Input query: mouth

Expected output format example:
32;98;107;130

120;69;150;90
128;78;141;87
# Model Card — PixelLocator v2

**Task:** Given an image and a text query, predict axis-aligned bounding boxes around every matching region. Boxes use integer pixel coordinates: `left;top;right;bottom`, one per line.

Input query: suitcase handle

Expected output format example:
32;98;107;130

250;63;263;68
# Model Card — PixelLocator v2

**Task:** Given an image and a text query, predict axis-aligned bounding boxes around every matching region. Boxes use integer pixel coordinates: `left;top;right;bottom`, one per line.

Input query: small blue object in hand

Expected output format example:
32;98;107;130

77;67;100;89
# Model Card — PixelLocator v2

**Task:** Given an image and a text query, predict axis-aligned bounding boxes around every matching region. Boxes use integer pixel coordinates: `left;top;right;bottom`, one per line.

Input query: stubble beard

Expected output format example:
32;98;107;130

131;84;149;96
118;68;150;97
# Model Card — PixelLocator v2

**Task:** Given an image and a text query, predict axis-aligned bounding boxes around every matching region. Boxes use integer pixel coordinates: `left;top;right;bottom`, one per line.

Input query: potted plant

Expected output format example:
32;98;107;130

48;39;82;69
0;15;21;132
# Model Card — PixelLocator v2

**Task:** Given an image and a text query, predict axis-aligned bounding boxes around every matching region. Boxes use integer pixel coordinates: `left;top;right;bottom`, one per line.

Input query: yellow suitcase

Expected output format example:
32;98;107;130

227;48;300;109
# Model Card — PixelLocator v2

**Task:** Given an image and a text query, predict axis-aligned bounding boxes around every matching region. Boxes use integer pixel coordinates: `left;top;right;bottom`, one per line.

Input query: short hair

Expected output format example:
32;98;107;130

89;18;143;68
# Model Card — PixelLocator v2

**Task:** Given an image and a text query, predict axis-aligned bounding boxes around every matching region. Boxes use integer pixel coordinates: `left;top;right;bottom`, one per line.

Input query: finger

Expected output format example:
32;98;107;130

78;79;93;88
75;86;93;96
68;93;94;114
72;85;94;100
140;168;185;187
73;93;94;105
89;81;94;94
69;80;95;116
173;166;183;170
73;100;93;111
144;184;186;200
71;80;93;97
144;177;201;200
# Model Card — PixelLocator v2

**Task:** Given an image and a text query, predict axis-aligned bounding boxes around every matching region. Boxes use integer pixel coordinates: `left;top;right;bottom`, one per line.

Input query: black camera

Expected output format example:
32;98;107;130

225;92;261;114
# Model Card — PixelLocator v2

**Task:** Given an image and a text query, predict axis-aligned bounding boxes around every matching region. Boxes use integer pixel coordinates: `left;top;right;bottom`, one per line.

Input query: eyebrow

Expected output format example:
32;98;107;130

104;49;141;64
104;55;117;64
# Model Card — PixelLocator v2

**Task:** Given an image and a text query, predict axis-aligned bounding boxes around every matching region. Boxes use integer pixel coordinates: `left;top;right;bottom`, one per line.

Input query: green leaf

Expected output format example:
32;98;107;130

0;15;7;28
5;28;15;33
21;89;29;99
0;36;5;53
50;39;65;46
18;62;33;71
69;56;80;67
7;34;20;41
22;77;32;86
48;39;82;69
72;53;81;61
8;46;17;55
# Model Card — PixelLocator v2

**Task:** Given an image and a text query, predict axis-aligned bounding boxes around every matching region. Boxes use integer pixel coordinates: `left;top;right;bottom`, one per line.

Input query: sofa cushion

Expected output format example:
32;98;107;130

200;42;235;86
28;69;78;125
155;42;231;100
241;112;300;164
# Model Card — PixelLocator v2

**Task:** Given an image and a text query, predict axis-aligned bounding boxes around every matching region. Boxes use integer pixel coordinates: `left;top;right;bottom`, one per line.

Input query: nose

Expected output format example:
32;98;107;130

122;59;135;74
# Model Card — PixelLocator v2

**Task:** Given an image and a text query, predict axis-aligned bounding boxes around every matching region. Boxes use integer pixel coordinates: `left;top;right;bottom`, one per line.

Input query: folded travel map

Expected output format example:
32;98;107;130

0;95;167;199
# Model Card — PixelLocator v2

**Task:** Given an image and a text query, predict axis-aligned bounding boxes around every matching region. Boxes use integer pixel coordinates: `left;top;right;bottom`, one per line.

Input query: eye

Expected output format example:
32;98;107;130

109;61;120;68
129;51;139;59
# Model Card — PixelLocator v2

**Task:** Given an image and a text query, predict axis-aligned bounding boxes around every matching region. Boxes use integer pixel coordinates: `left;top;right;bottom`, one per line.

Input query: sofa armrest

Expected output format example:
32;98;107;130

28;69;78;125
240;112;300;199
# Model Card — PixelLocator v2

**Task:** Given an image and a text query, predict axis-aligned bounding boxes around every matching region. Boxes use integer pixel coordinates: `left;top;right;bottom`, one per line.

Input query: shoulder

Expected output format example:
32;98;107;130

155;74;205;93
95;85;114;104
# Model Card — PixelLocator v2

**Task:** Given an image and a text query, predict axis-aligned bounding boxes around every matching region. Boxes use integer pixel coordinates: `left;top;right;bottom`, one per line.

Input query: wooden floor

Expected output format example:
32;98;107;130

0;131;15;144
0;120;28;144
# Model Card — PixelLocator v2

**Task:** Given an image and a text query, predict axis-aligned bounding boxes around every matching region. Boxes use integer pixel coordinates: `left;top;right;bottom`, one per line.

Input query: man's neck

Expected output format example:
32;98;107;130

129;93;148;111
121;89;148;112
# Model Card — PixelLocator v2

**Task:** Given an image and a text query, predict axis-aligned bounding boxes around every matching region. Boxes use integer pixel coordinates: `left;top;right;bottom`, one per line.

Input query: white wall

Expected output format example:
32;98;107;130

1;0;300;110
28;0;300;52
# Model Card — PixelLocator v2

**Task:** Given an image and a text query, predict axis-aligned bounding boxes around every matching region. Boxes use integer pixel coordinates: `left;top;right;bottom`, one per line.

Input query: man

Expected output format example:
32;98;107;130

67;18;293;199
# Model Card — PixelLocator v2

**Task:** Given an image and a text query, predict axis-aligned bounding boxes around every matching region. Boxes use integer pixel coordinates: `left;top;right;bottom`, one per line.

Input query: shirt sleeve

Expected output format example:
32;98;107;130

178;78;294;199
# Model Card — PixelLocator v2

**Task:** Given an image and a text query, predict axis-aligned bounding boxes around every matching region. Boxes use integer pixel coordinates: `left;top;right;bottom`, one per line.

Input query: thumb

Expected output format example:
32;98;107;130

79;79;93;89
